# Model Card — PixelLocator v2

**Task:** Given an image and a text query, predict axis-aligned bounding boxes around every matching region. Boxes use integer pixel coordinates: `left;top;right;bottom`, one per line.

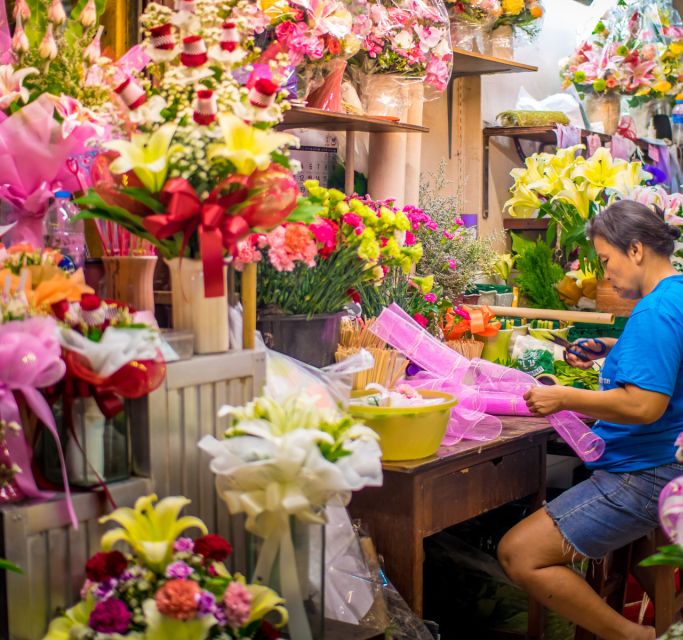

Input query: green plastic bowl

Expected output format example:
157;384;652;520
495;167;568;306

348;390;458;461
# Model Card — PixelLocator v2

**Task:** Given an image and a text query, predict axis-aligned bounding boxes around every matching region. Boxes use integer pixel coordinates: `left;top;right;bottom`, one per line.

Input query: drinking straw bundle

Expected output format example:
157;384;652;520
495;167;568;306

337;317;407;389
446;339;484;360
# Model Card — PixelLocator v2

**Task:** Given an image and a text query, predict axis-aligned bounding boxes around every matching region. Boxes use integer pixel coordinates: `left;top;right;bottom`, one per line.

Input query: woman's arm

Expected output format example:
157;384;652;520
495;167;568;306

524;384;670;424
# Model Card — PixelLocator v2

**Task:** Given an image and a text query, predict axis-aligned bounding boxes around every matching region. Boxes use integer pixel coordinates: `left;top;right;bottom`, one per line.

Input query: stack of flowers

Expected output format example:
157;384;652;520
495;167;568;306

505;145;652;271
44;494;287;640
234;182;427;317
0;0;114;244
350;0;453;92
447;0;502;33
560;2;683;105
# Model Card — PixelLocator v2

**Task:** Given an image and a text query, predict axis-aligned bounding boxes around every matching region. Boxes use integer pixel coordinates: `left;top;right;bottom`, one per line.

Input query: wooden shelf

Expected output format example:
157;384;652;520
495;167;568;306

280;106;429;133
452;48;538;77
503;218;550;231
483;125;651;151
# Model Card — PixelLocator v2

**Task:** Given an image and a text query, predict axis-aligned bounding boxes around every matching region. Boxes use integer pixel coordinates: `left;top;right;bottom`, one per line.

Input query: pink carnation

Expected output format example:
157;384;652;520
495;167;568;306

426;58;450;92
223;581;252;628
342;213;363;228
424;293;437;303
233;239;263;271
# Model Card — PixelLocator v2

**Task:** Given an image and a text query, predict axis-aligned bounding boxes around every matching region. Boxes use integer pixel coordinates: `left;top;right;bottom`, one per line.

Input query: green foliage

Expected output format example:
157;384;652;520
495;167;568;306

0;559;22;574
512;234;566;310
640;544;683;570
256;246;367;316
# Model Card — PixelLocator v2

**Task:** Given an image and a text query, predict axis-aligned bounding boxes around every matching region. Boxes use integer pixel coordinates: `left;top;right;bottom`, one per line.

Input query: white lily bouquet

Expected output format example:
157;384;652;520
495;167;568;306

199;393;383;640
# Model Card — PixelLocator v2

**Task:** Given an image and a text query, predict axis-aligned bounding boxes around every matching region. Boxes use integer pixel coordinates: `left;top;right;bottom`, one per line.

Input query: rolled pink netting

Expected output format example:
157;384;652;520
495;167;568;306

371;304;605;462
659;474;683;543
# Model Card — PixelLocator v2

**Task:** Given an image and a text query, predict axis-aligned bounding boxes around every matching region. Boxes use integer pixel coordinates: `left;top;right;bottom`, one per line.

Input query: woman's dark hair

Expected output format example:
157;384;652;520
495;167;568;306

587;200;681;257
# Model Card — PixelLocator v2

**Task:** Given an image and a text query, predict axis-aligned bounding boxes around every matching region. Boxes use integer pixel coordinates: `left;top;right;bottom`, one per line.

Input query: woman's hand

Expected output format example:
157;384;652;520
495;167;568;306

524;386;568;417
564;338;613;370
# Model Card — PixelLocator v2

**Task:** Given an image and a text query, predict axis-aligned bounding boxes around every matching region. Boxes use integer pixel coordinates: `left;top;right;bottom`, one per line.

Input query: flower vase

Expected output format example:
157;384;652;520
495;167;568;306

360;73;409;119
450;21;486;53
256;312;344;368
487;25;514;59
248;520;325;640
166;258;229;354
584;92;621;135
102;255;157;313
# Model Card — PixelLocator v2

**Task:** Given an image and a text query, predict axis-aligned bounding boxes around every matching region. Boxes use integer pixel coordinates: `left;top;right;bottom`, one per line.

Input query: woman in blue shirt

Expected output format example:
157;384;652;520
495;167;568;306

498;201;683;640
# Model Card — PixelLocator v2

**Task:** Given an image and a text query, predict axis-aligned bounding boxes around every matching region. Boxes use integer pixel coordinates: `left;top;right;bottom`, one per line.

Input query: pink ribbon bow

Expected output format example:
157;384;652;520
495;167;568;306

0;317;78;529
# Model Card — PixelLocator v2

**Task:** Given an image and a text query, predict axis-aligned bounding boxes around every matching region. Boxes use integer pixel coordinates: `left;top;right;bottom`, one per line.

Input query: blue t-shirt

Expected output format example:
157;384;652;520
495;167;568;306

587;275;683;472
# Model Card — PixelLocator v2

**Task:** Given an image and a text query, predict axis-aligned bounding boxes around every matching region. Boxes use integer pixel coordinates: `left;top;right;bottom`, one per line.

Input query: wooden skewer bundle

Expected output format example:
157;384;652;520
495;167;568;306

336;346;408;390
447;339;484;360
339;317;386;350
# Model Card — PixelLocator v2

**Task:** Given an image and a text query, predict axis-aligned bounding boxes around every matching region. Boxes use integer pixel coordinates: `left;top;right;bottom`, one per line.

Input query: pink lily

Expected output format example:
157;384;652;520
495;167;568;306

0;64;38;110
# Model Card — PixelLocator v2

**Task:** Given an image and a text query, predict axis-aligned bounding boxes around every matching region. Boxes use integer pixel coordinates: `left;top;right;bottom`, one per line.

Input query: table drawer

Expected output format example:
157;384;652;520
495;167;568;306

423;445;542;535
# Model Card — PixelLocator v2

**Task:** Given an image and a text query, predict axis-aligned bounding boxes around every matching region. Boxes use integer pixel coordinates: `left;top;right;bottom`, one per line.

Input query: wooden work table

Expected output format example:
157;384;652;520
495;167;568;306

349;416;555;638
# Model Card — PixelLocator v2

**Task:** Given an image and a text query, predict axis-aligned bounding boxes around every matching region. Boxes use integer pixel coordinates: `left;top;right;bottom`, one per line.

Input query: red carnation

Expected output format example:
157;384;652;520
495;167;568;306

80;293;102;311
85;550;128;582
193;534;233;562
51;299;69;321
254;77;279;97
258;620;281;639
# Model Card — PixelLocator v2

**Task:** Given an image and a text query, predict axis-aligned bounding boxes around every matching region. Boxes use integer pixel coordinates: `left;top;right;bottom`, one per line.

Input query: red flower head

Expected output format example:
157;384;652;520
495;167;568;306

326;35;342;57
259;620;282;640
194;534;233;562
80;293;102;312
89;599;131;634
309;218;338;258
85;550;128;582
412;313;428;328
51;299;69;321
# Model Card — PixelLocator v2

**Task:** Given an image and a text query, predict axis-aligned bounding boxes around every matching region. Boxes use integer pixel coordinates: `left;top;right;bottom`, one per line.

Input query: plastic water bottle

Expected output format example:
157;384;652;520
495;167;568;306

43;190;86;269
672;94;683;145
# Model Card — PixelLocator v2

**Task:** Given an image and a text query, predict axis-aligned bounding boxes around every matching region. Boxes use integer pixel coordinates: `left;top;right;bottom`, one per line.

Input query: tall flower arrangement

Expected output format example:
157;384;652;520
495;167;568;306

492;0;544;39
77;0;305;298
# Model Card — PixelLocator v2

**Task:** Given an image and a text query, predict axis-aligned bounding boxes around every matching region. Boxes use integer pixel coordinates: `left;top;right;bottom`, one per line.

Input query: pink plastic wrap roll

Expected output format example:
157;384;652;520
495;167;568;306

371;304;605;461
659;475;683;542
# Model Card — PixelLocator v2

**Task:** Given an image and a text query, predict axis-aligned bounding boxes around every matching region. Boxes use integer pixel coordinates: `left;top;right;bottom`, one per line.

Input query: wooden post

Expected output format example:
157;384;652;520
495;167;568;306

345;131;356;195
367;132;407;205
404;82;425;206
241;262;257;350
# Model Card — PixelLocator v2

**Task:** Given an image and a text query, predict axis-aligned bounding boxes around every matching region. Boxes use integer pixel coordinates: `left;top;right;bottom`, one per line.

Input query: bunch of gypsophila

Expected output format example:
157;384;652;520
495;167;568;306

416;161;500;301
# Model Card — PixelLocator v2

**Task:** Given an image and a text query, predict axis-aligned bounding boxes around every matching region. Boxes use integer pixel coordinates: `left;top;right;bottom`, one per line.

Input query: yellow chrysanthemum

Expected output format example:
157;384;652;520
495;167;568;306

502;0;524;15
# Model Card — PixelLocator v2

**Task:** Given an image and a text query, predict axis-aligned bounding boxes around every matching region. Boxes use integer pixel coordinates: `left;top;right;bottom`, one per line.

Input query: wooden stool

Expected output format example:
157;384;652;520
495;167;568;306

575;529;683;639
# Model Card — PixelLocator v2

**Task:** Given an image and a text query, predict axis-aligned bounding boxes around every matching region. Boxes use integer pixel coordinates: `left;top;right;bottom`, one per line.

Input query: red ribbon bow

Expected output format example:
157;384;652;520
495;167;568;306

143;178;252;298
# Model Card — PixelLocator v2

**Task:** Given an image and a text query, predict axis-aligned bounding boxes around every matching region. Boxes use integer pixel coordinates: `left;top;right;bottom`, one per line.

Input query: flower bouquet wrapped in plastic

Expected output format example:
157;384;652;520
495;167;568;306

446;0;501;52
43;494;287;640
349;0;453;117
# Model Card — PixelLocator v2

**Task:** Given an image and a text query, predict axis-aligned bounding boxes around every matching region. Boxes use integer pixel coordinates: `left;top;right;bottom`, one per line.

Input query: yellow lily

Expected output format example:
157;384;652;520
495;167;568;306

99;494;208;572
258;0;293;21
504;183;542;218
245;582;289;628
572;148;625;189
144;599;215;640
494;253;516;282
613;161;652;195
105;123;183;193
208;114;298;176
552;179;601;219
412;274;434;294
42;598;93;640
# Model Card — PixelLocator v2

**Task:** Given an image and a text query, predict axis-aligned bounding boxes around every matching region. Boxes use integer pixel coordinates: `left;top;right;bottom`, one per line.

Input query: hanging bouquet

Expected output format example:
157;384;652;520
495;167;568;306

77;0;307;299
234;183;427;316
505;145;652;271
492;0;544;40
199;392;382;640
350;0;453;91
560;2;683;104
44;494;287;640
627;184;683;225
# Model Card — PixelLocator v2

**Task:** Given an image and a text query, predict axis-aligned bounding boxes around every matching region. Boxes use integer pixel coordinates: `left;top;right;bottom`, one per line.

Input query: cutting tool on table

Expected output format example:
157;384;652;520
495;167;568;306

539;333;608;363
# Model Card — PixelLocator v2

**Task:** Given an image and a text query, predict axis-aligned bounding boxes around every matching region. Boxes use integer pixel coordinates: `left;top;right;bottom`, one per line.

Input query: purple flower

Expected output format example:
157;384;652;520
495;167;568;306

196;591;216;617
173;537;195;553
89;599;131;634
166;560;193;580
94;578;117;600
119;570;134;583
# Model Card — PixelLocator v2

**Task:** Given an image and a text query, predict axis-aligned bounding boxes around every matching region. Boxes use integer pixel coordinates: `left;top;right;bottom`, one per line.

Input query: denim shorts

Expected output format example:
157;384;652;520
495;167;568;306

545;463;683;559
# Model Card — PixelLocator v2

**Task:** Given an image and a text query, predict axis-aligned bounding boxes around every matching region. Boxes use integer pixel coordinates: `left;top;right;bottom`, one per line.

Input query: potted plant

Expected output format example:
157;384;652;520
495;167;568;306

234;183;428;367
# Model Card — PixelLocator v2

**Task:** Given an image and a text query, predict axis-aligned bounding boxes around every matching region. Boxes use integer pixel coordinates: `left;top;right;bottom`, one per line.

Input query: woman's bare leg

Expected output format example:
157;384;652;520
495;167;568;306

497;509;655;640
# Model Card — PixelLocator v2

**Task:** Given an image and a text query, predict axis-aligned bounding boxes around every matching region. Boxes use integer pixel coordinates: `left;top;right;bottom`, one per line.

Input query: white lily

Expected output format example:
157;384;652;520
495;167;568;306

0;65;38;109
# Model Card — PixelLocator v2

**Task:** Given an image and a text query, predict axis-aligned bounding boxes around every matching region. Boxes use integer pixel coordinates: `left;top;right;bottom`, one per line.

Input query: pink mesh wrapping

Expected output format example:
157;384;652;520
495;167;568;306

371;304;605;461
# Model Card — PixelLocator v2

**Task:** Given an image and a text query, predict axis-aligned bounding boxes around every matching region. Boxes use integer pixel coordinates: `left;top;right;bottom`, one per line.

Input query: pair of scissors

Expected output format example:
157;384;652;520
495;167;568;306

543;334;608;363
